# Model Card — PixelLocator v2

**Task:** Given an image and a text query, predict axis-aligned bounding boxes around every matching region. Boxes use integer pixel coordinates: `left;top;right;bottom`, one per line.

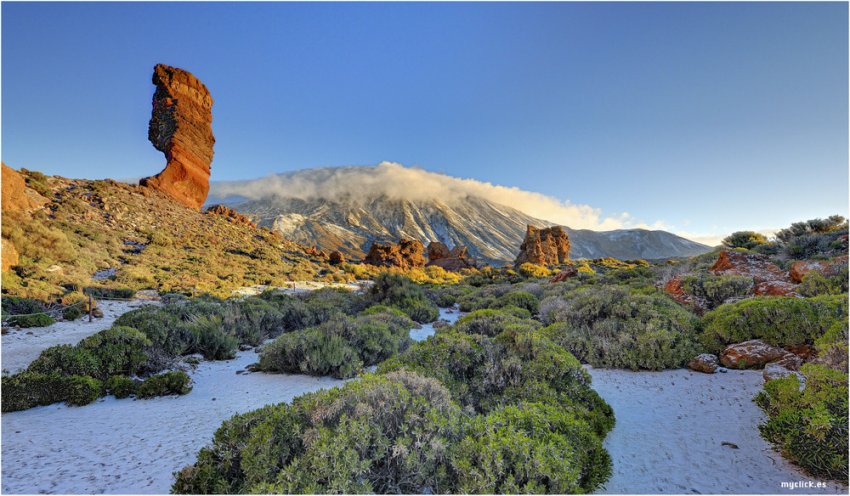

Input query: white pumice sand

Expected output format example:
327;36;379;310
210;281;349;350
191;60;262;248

1;300;158;374
588;367;847;494
1;349;344;494
409;306;462;341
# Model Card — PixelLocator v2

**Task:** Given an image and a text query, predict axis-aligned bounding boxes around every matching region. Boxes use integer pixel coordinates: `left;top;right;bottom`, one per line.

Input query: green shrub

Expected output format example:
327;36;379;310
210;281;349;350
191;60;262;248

678;274;753;310
454;309;541;337
798;268;849;297
137;371;193;398
173;371;463;494
114;305;191;357
7;313;55;328
79;326;151;378
540;286;701;370
700;295;848;354
755;363;848;482
66;375;103;406
368;274;439;323
722;231;768;250
27;344;101;377
62;304;85;321
1;372;68;412
259;320;364;379
106;375;137;399
494;291;539;314
84;287;136;299
450;402;610;493
188;316;238;360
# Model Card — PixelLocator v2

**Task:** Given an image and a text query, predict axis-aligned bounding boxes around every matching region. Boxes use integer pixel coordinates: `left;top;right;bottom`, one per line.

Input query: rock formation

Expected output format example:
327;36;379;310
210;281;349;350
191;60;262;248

710;250;798;297
719;340;802;370
206;205;256;228
514;225;570;266
789;256;848;283
328;251;346;265
550;265;578;283
140;64;215;210
364;239;426;269
2;164;47;213
426;241;475;272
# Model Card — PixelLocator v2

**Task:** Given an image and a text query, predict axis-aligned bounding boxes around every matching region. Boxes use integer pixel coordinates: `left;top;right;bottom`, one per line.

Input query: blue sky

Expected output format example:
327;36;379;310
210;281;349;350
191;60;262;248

2;2;847;243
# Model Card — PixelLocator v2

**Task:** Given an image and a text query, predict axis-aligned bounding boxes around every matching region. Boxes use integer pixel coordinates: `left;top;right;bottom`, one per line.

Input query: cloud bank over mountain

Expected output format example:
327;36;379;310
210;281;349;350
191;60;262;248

210;162;650;232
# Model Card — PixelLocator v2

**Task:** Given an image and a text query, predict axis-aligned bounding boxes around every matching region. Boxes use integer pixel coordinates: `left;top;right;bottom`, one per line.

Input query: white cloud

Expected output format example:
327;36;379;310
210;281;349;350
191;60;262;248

210;162;643;231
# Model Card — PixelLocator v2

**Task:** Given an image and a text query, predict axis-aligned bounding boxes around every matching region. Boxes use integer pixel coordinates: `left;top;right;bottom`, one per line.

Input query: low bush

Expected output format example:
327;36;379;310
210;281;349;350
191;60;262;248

62;303;85;321
368;274;439;323
66;376;103;406
450;402;610;493
700;295;848;354
1;372;69;412
7;313;55;328
78;326;151;378
755;363;848;482
106;375;137;399
494;290;539;314
84;287;136;299
27;345;101;377
453;309;541;337
678;274;753;310
722;231;768;250
137;371;192;398
798;268;849;297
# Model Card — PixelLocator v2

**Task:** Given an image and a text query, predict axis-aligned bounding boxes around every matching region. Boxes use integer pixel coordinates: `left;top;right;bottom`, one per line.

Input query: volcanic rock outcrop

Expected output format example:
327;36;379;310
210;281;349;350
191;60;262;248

709;250;798;297
140;64;215;210
364;239;426;269
206;205;256;228
514;225;571;266
789;256;848;283
426;241;475;272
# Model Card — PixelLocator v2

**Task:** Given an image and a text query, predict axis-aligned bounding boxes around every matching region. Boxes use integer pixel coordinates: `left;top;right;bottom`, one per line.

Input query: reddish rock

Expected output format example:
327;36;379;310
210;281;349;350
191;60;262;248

789;256;848;283
364;239;426;269
205;204;256;228
663;275;708;314
753;280;799;297
515;225;571;267
140;64;215;210
427;257;475;272
784;344;816;361
328;251;345;265
688;354;719;374
427;241;451;261
2;163;47;213
710;250;789;283
304;246;328;259
550;265;578;283
720;340;798;369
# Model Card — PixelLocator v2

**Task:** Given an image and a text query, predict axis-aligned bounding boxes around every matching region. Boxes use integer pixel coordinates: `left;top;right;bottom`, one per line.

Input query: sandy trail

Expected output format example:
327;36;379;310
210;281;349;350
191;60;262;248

588;367;847;494
1;300;158;374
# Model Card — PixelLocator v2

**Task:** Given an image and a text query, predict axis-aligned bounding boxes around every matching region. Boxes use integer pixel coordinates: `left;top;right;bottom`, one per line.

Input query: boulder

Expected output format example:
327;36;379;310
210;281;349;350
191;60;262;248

304;246;328;259
688;354;719;374
789;256;849;283
753;280;799;297
427;241;451;261
205;205;256;228
328;251;345;265
2;163;48;213
763;363;804;383
364;239;426;269
720;340;800;369
140;64;215;210
550;265;578;283
514;225;570;266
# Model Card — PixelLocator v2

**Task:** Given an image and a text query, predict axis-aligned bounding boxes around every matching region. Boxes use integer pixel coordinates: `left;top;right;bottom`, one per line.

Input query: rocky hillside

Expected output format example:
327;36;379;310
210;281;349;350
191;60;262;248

230;194;712;265
1;166;348;301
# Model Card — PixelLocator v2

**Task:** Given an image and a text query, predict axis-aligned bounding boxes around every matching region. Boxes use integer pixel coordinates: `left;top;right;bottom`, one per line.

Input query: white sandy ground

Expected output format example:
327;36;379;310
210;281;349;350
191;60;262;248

588;367;848;494
2;305;845;494
1;300;159;374
0;307;460;494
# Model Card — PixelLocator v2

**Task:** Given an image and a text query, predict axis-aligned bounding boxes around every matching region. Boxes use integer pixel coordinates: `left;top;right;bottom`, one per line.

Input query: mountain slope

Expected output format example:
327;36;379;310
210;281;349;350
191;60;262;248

230;194;712;265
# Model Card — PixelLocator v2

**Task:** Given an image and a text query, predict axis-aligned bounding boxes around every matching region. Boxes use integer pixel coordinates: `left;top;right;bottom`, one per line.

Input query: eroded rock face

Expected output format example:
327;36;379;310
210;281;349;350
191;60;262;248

140;64;215;210
2;164;47;213
206;205;255;228
789;256;848;283
364;239;426;269
710;250;798;297
514;225;570;266
688;354;719;374
328;251;345;265
550;265;578;283
426;241;475;272
2;238;19;272
720;340;799;369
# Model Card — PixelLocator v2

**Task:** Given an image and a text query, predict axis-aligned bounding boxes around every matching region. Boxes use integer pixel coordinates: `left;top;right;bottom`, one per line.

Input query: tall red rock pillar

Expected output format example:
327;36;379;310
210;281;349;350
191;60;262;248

140;64;215;210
